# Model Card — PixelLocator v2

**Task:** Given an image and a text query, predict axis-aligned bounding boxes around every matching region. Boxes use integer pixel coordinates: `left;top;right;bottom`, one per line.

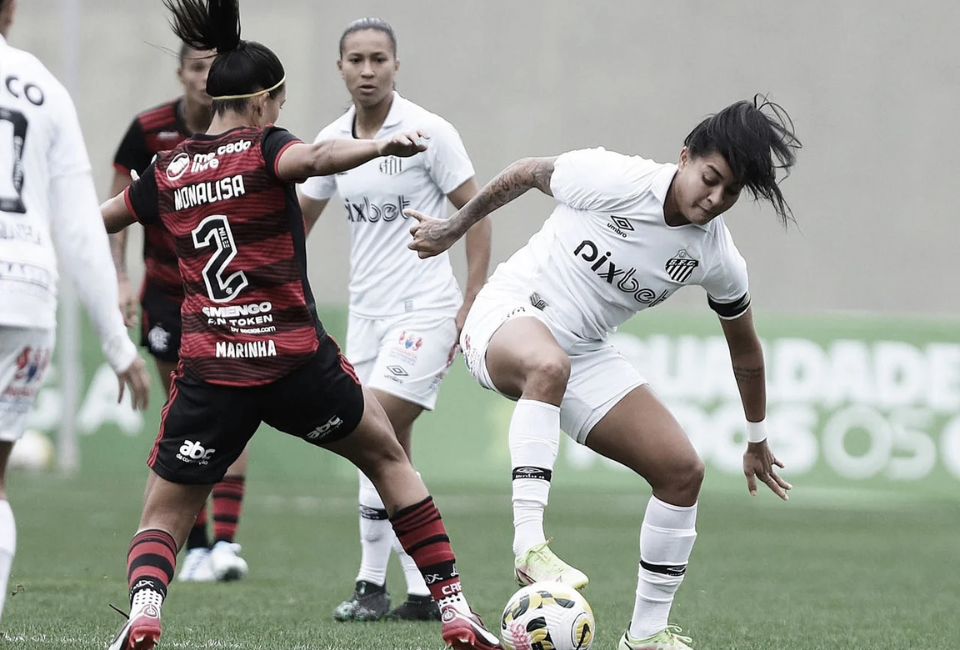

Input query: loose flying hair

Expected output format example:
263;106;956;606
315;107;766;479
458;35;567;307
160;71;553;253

339;17;398;57
684;95;801;226
163;0;285;116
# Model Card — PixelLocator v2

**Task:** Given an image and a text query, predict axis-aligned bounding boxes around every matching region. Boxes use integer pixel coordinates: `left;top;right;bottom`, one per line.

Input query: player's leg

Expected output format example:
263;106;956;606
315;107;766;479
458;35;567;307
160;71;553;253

0;441;15;624
208;446;250;582
109;372;258;650
266;343;502;650
369;313;457;621
0;327;54;623
335;314;394;620
373;391;439;620
573;363;701;650
323;389;503;650
464;300;583;588
340;390;423;620
142;297;215;583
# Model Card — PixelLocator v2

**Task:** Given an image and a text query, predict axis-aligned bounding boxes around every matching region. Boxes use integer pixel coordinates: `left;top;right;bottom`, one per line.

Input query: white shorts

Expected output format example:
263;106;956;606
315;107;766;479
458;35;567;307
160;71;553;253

346;309;458;411
460;292;646;444
0;327;55;442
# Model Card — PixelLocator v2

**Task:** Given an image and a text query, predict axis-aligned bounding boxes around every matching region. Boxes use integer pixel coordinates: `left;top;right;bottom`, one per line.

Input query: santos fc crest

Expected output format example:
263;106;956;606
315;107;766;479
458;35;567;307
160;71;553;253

665;249;699;283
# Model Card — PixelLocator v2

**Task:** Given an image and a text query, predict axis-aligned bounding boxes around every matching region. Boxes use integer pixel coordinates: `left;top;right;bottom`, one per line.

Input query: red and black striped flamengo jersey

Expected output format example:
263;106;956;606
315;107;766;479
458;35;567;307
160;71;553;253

124;126;325;387
113;99;192;301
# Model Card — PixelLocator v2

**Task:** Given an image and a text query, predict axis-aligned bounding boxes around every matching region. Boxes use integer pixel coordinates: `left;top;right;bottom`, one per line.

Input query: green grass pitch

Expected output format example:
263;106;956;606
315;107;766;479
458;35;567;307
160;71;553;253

3;468;957;650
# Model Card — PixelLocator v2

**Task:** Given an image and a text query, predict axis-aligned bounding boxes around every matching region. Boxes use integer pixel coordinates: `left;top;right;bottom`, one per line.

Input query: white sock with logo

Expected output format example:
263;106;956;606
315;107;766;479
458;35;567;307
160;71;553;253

0;500;16;622
356;471;391;587
510;399;561;558
630;497;698;640
393;472;431;598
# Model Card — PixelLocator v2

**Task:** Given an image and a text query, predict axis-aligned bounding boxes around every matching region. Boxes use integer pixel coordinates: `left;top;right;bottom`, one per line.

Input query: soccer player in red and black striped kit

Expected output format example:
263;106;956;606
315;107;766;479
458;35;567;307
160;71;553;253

100;2;504;650
110;43;250;583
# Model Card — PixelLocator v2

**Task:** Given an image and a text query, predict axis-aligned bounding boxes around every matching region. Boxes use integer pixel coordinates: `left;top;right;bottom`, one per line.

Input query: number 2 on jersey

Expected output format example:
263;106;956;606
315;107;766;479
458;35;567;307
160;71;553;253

0;108;28;214
191;215;249;303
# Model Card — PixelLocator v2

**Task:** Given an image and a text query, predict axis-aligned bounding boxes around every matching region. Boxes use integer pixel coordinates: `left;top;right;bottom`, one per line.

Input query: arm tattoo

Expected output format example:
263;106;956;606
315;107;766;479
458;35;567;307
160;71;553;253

450;157;556;236
733;365;764;382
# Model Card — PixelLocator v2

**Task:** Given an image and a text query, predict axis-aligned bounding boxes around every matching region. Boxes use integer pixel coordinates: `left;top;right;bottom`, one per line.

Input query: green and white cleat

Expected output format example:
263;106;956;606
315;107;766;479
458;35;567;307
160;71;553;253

618;625;694;650
513;540;588;590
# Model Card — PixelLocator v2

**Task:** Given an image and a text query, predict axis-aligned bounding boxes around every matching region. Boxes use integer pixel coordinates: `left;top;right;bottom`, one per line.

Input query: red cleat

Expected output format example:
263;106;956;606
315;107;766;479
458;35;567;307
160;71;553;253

441;606;504;650
106;593;162;650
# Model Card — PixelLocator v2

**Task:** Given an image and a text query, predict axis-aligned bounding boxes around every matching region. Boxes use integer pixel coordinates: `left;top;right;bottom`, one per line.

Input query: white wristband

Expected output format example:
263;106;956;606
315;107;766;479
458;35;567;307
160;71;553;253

746;420;768;444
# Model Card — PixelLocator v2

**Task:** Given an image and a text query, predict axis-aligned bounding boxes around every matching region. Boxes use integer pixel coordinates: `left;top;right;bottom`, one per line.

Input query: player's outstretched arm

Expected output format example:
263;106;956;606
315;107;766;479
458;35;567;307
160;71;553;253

276;131;428;182
719;307;791;500
406;156;556;258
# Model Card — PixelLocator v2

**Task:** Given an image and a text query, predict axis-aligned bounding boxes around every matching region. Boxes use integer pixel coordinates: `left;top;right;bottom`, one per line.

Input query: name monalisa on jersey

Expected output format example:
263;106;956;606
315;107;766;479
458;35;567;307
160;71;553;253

172;174;246;211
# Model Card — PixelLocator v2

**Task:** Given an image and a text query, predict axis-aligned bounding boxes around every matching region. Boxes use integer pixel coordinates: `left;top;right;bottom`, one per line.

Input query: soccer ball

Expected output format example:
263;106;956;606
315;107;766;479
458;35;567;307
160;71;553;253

9;429;55;471
500;582;595;650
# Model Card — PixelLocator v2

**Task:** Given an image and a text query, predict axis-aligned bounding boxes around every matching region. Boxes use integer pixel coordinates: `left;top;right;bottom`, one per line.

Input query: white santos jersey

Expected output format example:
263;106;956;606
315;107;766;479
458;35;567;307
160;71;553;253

300;92;474;318
0;36;135;371
486;148;751;341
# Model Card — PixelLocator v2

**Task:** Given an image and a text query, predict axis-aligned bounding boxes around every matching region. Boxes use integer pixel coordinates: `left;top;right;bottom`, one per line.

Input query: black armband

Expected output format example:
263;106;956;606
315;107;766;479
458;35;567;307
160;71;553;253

708;291;751;320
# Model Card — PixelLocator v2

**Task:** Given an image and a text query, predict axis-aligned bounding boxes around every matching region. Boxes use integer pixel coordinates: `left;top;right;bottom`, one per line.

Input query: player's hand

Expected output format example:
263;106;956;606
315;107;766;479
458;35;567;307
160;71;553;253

117;355;150;410
117;275;138;328
377;130;428;158
743;440;791;500
406;209;459;258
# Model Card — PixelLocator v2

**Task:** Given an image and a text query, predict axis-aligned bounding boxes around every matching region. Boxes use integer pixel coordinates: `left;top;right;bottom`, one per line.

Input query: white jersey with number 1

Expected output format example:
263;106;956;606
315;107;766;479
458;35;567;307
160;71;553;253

0;34;135;372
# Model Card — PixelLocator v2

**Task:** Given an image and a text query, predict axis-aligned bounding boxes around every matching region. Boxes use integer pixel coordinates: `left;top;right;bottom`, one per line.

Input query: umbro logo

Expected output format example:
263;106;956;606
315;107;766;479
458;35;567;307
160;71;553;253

386;365;408;377
606;216;634;238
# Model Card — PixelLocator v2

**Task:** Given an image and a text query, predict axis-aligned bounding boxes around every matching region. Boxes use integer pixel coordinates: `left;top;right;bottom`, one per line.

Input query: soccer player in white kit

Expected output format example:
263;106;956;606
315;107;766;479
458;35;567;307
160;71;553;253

408;97;800;650
0;0;150;623
298;18;490;623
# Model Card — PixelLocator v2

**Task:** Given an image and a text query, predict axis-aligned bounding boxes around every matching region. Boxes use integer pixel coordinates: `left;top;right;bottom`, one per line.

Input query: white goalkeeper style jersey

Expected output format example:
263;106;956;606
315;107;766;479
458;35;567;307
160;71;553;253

0;34;135;372
299;92;475;318
484;147;752;341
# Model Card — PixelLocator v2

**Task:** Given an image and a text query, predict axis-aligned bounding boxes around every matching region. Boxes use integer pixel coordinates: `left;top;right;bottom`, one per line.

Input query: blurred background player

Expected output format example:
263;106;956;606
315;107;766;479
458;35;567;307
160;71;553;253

101;2;504;649
110;43;250;583
298;17;491;623
408;98;799;650
0;0;150;623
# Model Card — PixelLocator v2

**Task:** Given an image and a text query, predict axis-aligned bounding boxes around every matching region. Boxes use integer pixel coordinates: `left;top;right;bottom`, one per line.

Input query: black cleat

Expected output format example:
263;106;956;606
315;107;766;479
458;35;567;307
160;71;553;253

387;594;442;621
333;580;391;622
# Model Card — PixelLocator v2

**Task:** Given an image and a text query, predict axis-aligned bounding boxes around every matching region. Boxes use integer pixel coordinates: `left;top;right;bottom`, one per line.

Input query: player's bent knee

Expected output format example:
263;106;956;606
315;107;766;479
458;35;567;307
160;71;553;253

649;456;705;502
522;353;571;395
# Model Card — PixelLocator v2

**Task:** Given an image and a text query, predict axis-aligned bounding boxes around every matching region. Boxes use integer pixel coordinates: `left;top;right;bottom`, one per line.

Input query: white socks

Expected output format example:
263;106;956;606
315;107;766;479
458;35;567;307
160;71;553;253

357;471;391;586
356;470;430;597
0;500;15;623
509;399;561;558
630;496;698;640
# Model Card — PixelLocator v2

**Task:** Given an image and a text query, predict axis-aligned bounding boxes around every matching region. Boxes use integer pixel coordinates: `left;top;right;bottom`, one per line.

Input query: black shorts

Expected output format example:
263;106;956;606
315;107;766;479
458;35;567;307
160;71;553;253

140;288;182;364
147;336;365;484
